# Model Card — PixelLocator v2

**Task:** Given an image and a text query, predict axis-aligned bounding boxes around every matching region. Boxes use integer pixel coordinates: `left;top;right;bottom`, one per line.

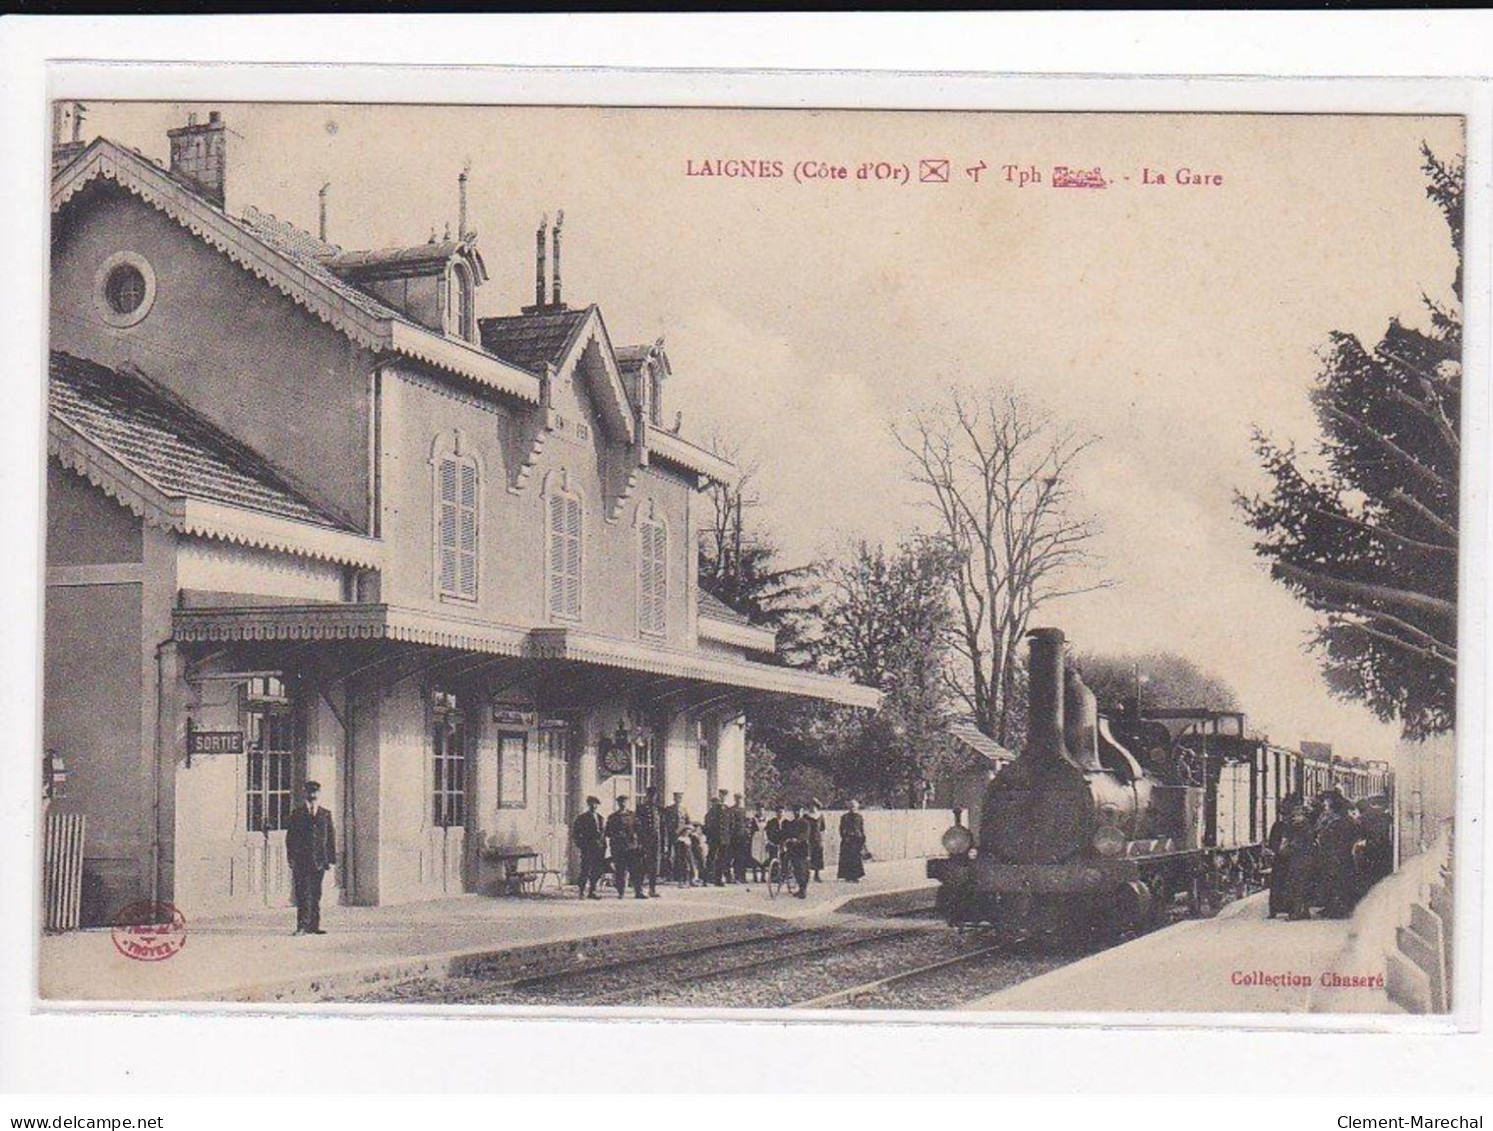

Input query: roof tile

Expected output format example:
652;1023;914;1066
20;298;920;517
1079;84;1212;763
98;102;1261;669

478;307;591;375
50;352;353;532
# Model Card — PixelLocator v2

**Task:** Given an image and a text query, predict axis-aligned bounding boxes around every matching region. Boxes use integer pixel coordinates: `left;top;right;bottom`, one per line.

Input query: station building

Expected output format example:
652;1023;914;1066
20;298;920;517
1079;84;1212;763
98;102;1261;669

44;111;877;925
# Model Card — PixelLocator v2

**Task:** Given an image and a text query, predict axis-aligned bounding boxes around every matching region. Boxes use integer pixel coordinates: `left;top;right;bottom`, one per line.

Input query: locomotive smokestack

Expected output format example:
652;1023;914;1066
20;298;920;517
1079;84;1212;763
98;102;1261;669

1026;628;1068;764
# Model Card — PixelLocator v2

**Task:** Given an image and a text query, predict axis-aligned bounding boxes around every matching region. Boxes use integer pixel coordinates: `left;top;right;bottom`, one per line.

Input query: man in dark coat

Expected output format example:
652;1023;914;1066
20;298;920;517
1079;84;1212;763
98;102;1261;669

1265;793;1301;918
286;780;336;935
765;806;786;860
572;795;607;899
660;791;685;880
780;805;812;898
730;792;753;882
837;799;867;882
637;787;663;898
1354;797;1395;902
605;795;645;899
1316;792;1363;919
702;790;728;887
1282;803;1319;920
721;793;744;883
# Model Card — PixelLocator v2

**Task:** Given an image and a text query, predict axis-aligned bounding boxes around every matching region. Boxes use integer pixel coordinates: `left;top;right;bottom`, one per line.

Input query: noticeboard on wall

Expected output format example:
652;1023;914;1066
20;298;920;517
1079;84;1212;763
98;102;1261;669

498;731;527;808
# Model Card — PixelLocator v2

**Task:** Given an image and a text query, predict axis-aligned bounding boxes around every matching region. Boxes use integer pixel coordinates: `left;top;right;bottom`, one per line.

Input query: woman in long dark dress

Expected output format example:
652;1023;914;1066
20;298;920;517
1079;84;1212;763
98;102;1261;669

1265;793;1301;918
806;800;827;882
837;800;867;882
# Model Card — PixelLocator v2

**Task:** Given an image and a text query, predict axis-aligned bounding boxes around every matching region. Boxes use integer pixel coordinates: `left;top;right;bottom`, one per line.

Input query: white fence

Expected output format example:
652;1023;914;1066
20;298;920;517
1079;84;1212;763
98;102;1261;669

43;811;86;933
818;808;951;866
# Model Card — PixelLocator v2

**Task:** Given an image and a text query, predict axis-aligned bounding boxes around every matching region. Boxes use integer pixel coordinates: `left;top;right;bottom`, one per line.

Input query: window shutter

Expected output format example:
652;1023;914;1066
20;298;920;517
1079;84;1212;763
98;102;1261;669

549;494;567;617
564;496;582;618
653;524;668;632
438;456;478;599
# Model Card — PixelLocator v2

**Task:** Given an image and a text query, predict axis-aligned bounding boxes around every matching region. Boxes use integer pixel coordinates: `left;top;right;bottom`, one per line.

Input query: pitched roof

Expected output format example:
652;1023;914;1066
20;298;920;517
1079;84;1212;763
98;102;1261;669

52;141;540;403
323;241;465;278
49;352;353;532
237;206;411;327
698;589;752;626
478;307;592;375
948;721;1014;766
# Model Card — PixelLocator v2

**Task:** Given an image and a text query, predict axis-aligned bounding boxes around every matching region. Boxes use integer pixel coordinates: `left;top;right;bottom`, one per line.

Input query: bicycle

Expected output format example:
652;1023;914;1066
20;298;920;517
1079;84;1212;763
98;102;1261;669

766;839;807;900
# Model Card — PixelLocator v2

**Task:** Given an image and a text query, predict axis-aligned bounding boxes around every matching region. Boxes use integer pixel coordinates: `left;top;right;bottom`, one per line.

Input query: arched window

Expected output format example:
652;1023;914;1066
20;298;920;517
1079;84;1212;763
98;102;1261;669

449;262;475;343
434;435;480;602
638;502;668;637
546;476;583;621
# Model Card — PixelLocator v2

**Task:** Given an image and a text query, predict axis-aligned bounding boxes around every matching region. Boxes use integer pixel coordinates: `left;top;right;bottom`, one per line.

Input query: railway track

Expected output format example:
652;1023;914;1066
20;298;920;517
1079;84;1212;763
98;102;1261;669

790;944;1007;1009
353;915;1082;1010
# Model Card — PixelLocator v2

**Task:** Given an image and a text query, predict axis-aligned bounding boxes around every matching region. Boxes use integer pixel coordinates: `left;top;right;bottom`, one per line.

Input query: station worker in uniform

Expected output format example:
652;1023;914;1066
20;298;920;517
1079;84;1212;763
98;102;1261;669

703;790;728;887
660;790;687;879
286;780;336;935
572;795;608;900
637;786;663;898
605;795;646;899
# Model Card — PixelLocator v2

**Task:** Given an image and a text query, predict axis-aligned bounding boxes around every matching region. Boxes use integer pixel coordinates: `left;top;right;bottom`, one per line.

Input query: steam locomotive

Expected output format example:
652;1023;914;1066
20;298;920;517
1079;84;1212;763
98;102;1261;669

928;628;1394;937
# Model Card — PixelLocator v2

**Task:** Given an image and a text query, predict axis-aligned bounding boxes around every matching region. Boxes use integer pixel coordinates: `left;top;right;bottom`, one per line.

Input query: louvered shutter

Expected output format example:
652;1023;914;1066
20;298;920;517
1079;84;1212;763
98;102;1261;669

548;494;567;616
564;496;582;618
652;523;668;633
639;524;657;634
438;458;459;595
458;462;478;598
640;522;667;634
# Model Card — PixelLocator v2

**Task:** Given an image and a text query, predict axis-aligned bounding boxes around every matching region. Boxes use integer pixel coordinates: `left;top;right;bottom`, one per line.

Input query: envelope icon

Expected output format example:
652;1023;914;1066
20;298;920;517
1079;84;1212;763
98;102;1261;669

919;159;950;183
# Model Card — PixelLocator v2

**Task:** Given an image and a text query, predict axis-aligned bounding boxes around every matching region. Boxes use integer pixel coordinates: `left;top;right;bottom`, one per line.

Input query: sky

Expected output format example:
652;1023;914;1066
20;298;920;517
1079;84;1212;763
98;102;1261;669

75;102;1465;762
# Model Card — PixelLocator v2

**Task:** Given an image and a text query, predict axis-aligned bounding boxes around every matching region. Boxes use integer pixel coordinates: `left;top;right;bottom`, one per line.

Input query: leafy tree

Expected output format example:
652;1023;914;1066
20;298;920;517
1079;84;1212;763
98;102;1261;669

1074;650;1241;715
1238;146;1462;739
744;739;785;808
818;536;961;804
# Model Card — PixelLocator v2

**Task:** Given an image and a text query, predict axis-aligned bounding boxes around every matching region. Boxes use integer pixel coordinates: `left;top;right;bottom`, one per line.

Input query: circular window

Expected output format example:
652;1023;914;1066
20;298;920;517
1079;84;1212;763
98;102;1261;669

105;264;147;316
93;252;157;328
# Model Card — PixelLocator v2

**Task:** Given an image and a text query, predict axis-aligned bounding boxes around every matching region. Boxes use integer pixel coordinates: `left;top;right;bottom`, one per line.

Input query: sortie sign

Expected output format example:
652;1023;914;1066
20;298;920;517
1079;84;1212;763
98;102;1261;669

188;730;244;756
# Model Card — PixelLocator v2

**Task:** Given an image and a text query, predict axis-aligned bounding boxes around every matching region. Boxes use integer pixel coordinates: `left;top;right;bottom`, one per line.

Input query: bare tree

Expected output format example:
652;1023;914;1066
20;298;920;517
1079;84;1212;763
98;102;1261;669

697;432;819;666
893;388;1110;746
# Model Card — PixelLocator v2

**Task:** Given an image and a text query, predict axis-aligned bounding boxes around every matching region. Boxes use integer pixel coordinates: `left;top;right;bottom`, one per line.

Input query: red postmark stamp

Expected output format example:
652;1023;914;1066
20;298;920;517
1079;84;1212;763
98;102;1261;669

110;900;187;962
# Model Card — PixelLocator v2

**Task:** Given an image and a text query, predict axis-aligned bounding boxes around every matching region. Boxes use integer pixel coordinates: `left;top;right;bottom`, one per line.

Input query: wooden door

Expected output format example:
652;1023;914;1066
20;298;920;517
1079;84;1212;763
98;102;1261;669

242;692;295;907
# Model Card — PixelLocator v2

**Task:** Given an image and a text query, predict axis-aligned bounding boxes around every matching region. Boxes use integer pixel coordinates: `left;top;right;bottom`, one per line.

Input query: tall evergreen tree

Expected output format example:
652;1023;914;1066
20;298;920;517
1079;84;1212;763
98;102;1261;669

1239;146;1462;739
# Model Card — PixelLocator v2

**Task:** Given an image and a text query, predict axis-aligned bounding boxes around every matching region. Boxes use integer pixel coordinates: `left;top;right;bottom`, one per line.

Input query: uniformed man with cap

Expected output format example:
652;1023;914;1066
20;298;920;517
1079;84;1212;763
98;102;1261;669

572;795;607;899
637;786;663;898
286;780;336;934
702;789;728;887
605;795;646;899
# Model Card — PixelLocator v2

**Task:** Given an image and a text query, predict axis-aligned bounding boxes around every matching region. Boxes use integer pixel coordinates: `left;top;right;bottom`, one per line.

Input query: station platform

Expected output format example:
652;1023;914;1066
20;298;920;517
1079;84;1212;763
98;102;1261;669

38;858;936;1005
970;890;1398;1015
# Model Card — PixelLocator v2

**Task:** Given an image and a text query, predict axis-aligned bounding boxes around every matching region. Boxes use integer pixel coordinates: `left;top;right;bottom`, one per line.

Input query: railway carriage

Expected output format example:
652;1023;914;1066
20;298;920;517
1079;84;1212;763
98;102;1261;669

929;627;1394;938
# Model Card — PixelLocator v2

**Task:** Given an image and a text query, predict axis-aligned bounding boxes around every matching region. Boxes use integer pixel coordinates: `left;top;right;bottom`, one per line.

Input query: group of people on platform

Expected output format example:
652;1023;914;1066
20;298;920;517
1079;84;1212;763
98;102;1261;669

571;788;871;901
1265;789;1394;921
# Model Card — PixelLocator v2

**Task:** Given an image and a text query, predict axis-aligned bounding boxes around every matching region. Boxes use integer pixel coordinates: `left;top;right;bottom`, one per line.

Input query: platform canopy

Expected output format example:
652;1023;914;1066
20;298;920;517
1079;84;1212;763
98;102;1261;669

172;600;881;712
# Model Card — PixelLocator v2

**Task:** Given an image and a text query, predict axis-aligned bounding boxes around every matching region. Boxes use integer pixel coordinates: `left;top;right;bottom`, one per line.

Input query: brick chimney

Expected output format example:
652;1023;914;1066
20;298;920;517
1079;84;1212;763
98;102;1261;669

167;110;228;208
50;101;88;175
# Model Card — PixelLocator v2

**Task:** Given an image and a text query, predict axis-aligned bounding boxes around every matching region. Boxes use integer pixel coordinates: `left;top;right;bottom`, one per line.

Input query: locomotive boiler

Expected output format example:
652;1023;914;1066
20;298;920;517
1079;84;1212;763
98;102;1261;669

928;627;1389;938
